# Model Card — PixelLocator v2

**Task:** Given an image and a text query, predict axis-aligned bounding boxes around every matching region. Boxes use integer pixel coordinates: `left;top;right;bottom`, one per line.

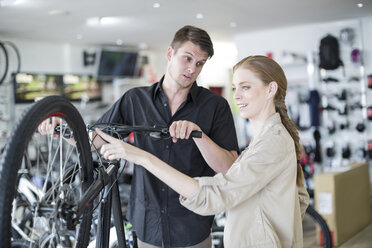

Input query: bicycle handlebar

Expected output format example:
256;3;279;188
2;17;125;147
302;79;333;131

90;123;202;139
54;123;202;140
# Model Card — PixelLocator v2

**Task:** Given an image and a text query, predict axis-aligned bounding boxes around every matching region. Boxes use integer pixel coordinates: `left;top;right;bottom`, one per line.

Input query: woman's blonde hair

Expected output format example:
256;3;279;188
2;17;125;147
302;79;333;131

233;55;304;186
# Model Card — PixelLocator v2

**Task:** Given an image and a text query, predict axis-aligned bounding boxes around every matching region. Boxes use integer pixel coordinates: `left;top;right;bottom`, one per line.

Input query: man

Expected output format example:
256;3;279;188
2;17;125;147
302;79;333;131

94;25;239;247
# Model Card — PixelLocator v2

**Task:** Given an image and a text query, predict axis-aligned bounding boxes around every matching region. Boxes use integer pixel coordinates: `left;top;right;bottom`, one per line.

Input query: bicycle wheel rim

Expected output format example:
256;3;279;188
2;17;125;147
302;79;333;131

0;96;93;248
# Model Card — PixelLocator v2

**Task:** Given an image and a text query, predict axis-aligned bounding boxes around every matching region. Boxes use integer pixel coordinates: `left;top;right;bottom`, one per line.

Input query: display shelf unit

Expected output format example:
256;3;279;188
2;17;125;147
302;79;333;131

319;66;369;167
315;23;370;169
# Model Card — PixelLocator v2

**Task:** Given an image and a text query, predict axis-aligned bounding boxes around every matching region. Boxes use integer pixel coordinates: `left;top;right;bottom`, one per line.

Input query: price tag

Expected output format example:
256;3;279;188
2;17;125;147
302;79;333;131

318;192;332;215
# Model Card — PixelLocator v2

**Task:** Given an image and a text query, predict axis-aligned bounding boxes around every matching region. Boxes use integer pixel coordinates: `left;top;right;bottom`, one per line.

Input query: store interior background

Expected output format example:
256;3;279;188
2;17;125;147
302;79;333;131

0;1;372;185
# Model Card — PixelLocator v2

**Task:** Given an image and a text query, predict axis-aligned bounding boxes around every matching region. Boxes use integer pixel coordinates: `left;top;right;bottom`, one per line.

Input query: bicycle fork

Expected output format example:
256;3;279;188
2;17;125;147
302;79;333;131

76;163;127;248
96;165;127;248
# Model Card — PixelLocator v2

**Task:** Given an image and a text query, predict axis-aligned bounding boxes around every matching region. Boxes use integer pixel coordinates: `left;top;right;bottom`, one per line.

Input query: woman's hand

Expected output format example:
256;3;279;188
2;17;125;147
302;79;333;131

169;120;202;143
96;129;199;199
95;128;150;166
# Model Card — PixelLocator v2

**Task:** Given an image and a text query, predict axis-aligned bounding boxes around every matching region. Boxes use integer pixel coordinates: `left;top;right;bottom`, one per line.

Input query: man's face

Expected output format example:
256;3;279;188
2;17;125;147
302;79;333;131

166;41;209;89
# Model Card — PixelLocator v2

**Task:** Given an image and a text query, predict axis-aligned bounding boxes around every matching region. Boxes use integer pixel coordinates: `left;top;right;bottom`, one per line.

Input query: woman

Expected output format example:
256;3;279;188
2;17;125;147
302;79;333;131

96;55;309;247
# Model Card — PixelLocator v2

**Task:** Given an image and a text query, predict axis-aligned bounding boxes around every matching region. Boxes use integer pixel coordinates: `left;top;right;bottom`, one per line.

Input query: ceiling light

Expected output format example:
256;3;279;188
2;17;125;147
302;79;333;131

76;34;83;40
196;13;204;19
230;22;237;28
86;17;101;26
100;17;118;25
48;9;70;16
153;2;160;8
13;0;24;5
357;3;363;8
116;39;123;45
86;16;120;26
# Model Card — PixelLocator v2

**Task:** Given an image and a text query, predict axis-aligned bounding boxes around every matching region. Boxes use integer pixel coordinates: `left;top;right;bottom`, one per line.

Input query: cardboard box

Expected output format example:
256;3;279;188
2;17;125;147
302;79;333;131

314;162;371;246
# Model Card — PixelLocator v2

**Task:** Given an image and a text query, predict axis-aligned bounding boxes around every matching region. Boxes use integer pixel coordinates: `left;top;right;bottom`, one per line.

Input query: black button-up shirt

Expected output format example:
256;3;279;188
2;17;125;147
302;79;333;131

97;78;238;247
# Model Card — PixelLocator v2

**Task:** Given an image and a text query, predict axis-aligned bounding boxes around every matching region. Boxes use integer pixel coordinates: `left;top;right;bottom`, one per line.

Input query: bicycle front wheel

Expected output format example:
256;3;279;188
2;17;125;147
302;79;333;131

0;96;94;248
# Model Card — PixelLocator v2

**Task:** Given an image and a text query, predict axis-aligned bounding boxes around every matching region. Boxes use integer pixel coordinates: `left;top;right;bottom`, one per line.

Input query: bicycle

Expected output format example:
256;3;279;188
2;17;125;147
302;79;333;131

0;95;201;248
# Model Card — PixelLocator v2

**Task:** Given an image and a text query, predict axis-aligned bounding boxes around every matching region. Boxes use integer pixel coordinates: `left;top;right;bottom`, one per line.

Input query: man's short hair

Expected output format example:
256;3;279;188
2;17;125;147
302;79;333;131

170;25;214;58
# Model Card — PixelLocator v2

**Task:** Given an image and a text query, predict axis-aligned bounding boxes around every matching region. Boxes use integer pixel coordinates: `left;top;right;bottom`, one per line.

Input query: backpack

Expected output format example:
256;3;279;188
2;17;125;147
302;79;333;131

319;34;343;70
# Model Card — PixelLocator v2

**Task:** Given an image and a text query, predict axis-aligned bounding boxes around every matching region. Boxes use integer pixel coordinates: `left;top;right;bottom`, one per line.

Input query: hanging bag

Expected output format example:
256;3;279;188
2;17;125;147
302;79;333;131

319;34;344;70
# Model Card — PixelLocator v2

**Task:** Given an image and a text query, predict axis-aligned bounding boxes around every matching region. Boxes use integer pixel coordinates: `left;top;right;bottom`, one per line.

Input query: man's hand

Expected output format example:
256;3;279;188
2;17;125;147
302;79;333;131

38;117;60;137
170;120;237;174
169;120;202;143
96;130;199;199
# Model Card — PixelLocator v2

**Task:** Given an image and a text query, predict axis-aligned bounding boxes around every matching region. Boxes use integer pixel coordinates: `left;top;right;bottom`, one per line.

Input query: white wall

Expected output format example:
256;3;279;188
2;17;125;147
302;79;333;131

0;36;170;84
0;38;99;75
198;41;237;104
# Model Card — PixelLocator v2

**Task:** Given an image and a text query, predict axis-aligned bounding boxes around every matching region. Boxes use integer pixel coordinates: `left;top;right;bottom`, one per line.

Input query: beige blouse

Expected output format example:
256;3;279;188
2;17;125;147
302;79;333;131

180;113;309;248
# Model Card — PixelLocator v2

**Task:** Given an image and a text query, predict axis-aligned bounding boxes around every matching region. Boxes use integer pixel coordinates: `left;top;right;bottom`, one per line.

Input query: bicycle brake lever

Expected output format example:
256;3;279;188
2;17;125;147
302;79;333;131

149;127;171;139
149;132;162;139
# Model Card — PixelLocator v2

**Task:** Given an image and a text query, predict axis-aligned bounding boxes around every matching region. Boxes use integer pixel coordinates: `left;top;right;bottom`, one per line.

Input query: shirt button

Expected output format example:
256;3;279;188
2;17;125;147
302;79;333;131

163;103;167;107
161;209;166;214
161;187;165;192
165;145;169;149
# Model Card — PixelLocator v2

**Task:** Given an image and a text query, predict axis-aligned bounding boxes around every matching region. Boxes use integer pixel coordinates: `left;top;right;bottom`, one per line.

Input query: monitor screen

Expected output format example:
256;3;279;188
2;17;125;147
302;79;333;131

97;50;139;79
63;74;102;102
13;73;63;103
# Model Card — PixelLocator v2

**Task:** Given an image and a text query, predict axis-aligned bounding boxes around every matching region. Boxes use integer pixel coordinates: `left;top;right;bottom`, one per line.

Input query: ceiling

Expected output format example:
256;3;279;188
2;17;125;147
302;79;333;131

0;0;371;51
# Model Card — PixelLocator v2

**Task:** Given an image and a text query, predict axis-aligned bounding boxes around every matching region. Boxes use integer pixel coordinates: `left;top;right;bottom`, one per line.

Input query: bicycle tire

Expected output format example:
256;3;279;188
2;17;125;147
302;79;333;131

0;96;94;248
305;205;333;248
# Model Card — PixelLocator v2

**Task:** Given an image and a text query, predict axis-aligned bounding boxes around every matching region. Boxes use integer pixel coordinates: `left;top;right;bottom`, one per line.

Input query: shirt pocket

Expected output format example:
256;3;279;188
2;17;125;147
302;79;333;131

171;139;197;174
251;207;282;248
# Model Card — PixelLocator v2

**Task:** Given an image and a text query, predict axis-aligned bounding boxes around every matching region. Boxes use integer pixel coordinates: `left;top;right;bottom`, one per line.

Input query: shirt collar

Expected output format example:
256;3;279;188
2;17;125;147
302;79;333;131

153;76;164;100
264;112;281;127
153;75;198;102
258;113;282;135
188;81;198;102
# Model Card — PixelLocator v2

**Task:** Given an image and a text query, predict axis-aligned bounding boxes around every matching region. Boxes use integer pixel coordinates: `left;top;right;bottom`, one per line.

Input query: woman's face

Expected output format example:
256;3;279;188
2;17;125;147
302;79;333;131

232;67;271;120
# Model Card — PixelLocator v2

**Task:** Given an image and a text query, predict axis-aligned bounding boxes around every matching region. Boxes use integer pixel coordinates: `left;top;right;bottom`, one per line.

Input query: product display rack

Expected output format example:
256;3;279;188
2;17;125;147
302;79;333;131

319;65;369;167
316;22;371;169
